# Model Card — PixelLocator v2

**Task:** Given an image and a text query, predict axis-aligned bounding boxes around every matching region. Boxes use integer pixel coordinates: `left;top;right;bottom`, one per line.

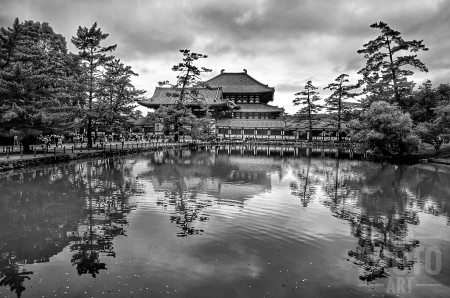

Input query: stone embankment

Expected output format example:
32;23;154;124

0;144;186;172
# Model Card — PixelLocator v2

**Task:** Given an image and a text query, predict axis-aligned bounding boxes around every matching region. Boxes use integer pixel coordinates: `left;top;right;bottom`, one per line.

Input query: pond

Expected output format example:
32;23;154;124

0;146;449;297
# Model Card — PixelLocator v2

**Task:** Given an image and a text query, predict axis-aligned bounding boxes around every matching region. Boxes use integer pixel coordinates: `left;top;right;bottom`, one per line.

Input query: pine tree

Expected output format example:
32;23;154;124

94;59;146;133
324;74;360;139
156;49;212;141
0;18;82;151
71;22;116;148
357;21;428;107
293;80;321;141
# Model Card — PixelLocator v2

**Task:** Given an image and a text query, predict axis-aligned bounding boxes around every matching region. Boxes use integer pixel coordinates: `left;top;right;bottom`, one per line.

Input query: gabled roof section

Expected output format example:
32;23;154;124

235;104;283;113
139;87;226;108
134;117;156;126
204;71;275;94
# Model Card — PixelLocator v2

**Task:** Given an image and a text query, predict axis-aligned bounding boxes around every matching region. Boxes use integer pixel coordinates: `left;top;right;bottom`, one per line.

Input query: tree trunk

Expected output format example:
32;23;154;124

434;144;440;154
21;136;32;153
87;118;93;148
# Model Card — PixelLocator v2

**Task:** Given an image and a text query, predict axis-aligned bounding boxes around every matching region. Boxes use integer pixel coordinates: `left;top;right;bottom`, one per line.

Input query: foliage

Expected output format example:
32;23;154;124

357;21;428;107
293;80;321;140
71;22;116;147
155;105;215;141
416;103;450;153
436;83;450;102
132;110;144;119
94;59;146;133
0;18;83;150
416;120;448;154
406;80;439;123
324;74;360;134
347;101;420;155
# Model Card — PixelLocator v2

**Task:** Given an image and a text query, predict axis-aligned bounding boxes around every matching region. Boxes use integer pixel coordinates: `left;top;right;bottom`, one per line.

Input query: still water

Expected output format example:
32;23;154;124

0;146;449;297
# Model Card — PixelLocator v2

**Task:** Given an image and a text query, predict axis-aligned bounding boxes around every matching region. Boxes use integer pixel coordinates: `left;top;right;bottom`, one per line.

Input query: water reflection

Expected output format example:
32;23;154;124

290;157;319;207
0;147;449;296
144;147;293;237
0;158;142;294
317;159;447;283
0;255;33;298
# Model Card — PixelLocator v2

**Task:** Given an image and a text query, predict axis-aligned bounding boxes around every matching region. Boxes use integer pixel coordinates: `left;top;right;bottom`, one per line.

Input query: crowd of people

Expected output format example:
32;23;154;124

34;132;174;149
38;134;64;148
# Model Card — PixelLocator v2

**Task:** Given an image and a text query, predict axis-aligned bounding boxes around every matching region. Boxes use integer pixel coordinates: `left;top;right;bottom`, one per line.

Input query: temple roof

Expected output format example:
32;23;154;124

204;71;275;94
217;119;285;128
134;117;155;126
139;87;226;108
235;104;283;113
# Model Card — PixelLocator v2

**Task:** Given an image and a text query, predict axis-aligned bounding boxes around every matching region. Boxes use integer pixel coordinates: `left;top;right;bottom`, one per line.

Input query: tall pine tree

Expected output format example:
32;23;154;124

94;59;146;133
156;49;212;141
357;21;428;107
324;74;359;140
71;22;116;148
293;80;321;141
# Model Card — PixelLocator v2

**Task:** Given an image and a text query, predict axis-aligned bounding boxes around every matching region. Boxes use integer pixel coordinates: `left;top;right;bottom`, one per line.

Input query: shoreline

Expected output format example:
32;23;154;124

1;141;449;174
0;143;185;174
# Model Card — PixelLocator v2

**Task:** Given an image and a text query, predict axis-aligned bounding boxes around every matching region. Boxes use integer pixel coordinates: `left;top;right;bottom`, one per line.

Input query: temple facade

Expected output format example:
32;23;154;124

204;70;288;140
138;70;290;139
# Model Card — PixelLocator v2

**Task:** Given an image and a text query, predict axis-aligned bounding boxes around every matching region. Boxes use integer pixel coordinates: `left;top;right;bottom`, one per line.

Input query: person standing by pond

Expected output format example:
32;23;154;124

57;136;63;148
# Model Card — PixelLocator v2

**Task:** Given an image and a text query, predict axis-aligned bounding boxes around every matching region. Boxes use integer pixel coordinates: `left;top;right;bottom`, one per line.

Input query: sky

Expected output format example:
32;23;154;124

1;0;450;115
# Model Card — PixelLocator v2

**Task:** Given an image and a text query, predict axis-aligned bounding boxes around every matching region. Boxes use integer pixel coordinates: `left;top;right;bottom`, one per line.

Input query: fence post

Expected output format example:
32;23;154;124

6;147;9;159
72;146;74;153
54;147;56;155
21;147;23;158
63;146;65;154
34;148;36;157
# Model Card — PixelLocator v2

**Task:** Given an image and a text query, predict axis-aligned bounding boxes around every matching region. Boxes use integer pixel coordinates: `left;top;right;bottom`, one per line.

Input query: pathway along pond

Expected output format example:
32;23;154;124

0;146;449;298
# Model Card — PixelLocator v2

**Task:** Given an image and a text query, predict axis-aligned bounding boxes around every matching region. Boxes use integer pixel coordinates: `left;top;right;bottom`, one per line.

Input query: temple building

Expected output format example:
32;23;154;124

205;70;289;139
138;69;289;139
138;69;346;141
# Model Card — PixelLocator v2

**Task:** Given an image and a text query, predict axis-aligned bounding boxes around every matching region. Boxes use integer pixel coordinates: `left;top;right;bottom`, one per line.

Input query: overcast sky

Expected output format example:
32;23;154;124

1;0;449;114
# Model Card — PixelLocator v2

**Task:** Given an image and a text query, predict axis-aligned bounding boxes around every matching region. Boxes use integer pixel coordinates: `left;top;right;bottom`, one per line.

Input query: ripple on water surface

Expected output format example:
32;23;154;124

0;148;449;297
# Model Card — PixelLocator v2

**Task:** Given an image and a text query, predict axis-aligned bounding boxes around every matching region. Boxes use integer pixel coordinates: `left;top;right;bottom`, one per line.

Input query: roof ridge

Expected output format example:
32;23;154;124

204;72;274;90
155;86;221;90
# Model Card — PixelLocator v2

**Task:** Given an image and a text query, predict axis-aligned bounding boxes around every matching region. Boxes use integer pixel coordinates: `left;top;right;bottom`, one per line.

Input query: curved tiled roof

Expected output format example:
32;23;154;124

134;117;155;126
235;104;283;113
205;72;275;93
139;87;226;108
217;119;285;128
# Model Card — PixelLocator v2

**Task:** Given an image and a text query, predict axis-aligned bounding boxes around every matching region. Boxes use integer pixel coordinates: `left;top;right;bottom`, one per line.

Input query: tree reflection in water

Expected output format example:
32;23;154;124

317;158;446;283
69;158;140;276
146;147;275;237
290;155;319;207
0;157;142;291
0;253;33;298
150;149;215;237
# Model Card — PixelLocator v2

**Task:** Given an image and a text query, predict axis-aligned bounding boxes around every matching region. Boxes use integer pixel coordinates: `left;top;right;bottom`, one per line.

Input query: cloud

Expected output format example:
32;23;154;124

1;0;449;113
